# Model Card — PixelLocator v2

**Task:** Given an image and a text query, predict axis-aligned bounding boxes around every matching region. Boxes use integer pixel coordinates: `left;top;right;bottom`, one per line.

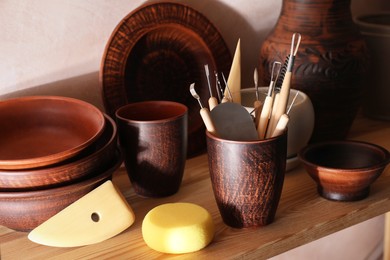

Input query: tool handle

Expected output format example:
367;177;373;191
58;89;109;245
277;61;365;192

208;97;218;111
200;108;218;136
221;96;230;103
266;92;280;138
257;96;272;140
271;114;289;138
267;72;292;137
253;100;263;126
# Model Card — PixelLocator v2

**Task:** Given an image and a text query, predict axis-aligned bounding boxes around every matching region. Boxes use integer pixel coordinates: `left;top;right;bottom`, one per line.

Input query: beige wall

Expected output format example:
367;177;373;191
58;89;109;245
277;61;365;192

2;0;388;107
0;0;389;259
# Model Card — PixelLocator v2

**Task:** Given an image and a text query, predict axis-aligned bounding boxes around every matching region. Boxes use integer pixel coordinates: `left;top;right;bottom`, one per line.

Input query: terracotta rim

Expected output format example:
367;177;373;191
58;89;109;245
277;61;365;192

298;140;390;172
0;114;117;190
0;96;105;169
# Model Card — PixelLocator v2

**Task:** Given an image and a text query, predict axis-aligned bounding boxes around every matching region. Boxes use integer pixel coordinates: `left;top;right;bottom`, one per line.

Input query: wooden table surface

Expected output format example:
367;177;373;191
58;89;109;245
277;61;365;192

1;115;390;259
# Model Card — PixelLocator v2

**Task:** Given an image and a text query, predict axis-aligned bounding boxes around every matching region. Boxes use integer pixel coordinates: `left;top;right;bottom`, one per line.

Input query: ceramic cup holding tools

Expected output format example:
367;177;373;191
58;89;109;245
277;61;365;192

206;130;287;228
116;101;188;197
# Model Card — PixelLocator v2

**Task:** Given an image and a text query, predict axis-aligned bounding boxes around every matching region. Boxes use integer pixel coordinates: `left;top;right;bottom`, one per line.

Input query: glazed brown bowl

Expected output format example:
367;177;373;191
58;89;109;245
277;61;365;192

0;114;117;191
299;140;390;201
0;150;122;232
0;96;105;170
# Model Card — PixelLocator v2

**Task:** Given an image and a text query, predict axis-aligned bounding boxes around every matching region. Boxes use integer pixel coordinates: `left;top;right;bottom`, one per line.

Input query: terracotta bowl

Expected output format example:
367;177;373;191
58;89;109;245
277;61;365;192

0;96;105;170
0;151;122;232
299;140;390;201
0;114;117;191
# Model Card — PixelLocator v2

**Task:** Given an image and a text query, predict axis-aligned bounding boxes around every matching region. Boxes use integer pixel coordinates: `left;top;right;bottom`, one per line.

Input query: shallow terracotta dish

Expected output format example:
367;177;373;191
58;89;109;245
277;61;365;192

0;151;122;232
0;114;117;191
299;140;390;201
100;2;231;157
0;96;105;170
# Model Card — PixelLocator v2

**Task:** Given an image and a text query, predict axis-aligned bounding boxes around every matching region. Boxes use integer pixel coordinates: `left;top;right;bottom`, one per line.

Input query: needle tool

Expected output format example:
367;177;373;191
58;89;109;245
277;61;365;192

204;65;218;110
221;72;233;103
271;91;300;138
257;61;281;139
214;71;222;102
267;33;301;137
189;83;218;136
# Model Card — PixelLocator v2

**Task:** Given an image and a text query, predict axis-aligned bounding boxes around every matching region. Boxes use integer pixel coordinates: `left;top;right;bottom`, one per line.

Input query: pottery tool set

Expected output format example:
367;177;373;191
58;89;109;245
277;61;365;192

190;33;301;141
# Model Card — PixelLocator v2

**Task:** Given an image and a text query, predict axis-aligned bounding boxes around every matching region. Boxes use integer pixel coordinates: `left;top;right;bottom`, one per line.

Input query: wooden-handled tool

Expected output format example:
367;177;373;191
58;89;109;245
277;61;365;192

189;83;218;136
267;33;301;138
253;68;263;126
271;91;300;138
204;64;218;110
257;61;281;139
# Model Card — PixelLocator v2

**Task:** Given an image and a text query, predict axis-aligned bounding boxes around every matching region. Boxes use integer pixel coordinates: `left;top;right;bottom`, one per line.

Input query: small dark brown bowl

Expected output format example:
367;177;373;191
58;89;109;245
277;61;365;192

0;114;117;191
0;96;105;170
0;151;122;232
299;140;390;201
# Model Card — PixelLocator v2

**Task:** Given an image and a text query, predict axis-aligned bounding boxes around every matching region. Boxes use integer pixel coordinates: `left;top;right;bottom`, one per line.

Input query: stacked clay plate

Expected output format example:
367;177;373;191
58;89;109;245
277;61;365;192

0;96;122;231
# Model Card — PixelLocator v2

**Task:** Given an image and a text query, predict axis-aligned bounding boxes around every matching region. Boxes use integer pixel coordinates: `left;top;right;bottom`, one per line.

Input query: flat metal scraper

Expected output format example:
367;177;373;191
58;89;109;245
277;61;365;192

211;102;258;141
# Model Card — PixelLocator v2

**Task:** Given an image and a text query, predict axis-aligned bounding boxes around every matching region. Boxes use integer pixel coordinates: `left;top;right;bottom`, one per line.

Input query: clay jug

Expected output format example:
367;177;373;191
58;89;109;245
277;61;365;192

259;0;368;143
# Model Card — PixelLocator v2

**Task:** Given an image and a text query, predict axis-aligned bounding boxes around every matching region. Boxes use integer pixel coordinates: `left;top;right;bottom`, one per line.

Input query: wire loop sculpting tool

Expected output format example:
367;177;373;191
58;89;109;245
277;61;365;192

271;91;300;138
257;61;281;139
267;33;301;138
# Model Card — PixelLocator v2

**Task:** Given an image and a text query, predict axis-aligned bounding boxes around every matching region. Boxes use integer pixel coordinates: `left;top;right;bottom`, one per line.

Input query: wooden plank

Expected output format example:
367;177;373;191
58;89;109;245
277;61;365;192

1;116;390;259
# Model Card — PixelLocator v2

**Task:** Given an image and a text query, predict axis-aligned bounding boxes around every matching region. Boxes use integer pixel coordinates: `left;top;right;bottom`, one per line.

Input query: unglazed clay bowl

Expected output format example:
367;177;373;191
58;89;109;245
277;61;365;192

0;96;105;170
0;114;117;191
0;151;122;232
241;87;315;170
299;140;390;201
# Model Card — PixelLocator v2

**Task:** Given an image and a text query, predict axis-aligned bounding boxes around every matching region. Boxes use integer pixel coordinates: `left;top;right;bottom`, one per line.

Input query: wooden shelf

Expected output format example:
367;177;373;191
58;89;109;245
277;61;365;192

1;115;390;259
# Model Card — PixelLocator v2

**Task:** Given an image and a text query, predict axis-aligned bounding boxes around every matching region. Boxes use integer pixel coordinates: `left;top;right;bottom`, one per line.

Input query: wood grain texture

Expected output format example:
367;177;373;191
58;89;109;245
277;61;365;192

259;0;368;143
100;2;232;157
1;115;390;259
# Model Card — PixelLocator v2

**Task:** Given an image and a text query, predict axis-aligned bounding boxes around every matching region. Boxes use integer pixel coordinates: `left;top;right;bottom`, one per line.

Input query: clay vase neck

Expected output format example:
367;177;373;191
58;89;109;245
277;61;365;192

259;0;368;143
276;0;356;39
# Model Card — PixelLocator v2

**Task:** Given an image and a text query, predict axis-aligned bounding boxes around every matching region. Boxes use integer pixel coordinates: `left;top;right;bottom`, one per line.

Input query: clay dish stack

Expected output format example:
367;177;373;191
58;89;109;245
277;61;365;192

0;96;122;231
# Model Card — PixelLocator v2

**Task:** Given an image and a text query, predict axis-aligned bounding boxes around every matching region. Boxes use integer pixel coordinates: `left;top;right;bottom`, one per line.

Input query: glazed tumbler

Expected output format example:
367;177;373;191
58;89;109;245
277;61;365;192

116;101;188;197
206;131;287;228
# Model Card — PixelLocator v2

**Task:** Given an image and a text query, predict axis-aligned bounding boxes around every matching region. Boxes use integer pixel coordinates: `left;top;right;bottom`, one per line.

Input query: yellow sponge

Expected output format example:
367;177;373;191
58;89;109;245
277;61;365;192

142;202;214;254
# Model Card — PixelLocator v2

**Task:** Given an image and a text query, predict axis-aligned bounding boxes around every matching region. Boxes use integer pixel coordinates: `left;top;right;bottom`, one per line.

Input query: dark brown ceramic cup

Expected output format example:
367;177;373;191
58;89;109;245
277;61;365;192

116;101;188;197
206;131;287;228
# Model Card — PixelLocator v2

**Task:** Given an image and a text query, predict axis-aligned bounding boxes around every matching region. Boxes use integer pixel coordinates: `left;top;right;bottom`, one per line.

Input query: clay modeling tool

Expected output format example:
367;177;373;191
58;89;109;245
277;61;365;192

221;72;233;102
28;181;135;247
210;102;258;141
225;39;241;104
271;91;300;138
204;64;218;110
267;33;301;137
257;61;282;139
214;71;222;102
189;83;218;136
253;68;263;126
267;55;288;138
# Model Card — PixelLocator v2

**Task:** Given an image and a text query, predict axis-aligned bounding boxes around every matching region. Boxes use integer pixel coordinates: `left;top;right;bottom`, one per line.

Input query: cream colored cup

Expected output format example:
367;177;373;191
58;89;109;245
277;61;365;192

241;87;315;171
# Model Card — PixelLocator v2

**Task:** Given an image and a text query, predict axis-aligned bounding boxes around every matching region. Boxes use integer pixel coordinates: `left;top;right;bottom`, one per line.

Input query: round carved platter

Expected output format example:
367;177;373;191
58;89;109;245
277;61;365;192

100;2;232;157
